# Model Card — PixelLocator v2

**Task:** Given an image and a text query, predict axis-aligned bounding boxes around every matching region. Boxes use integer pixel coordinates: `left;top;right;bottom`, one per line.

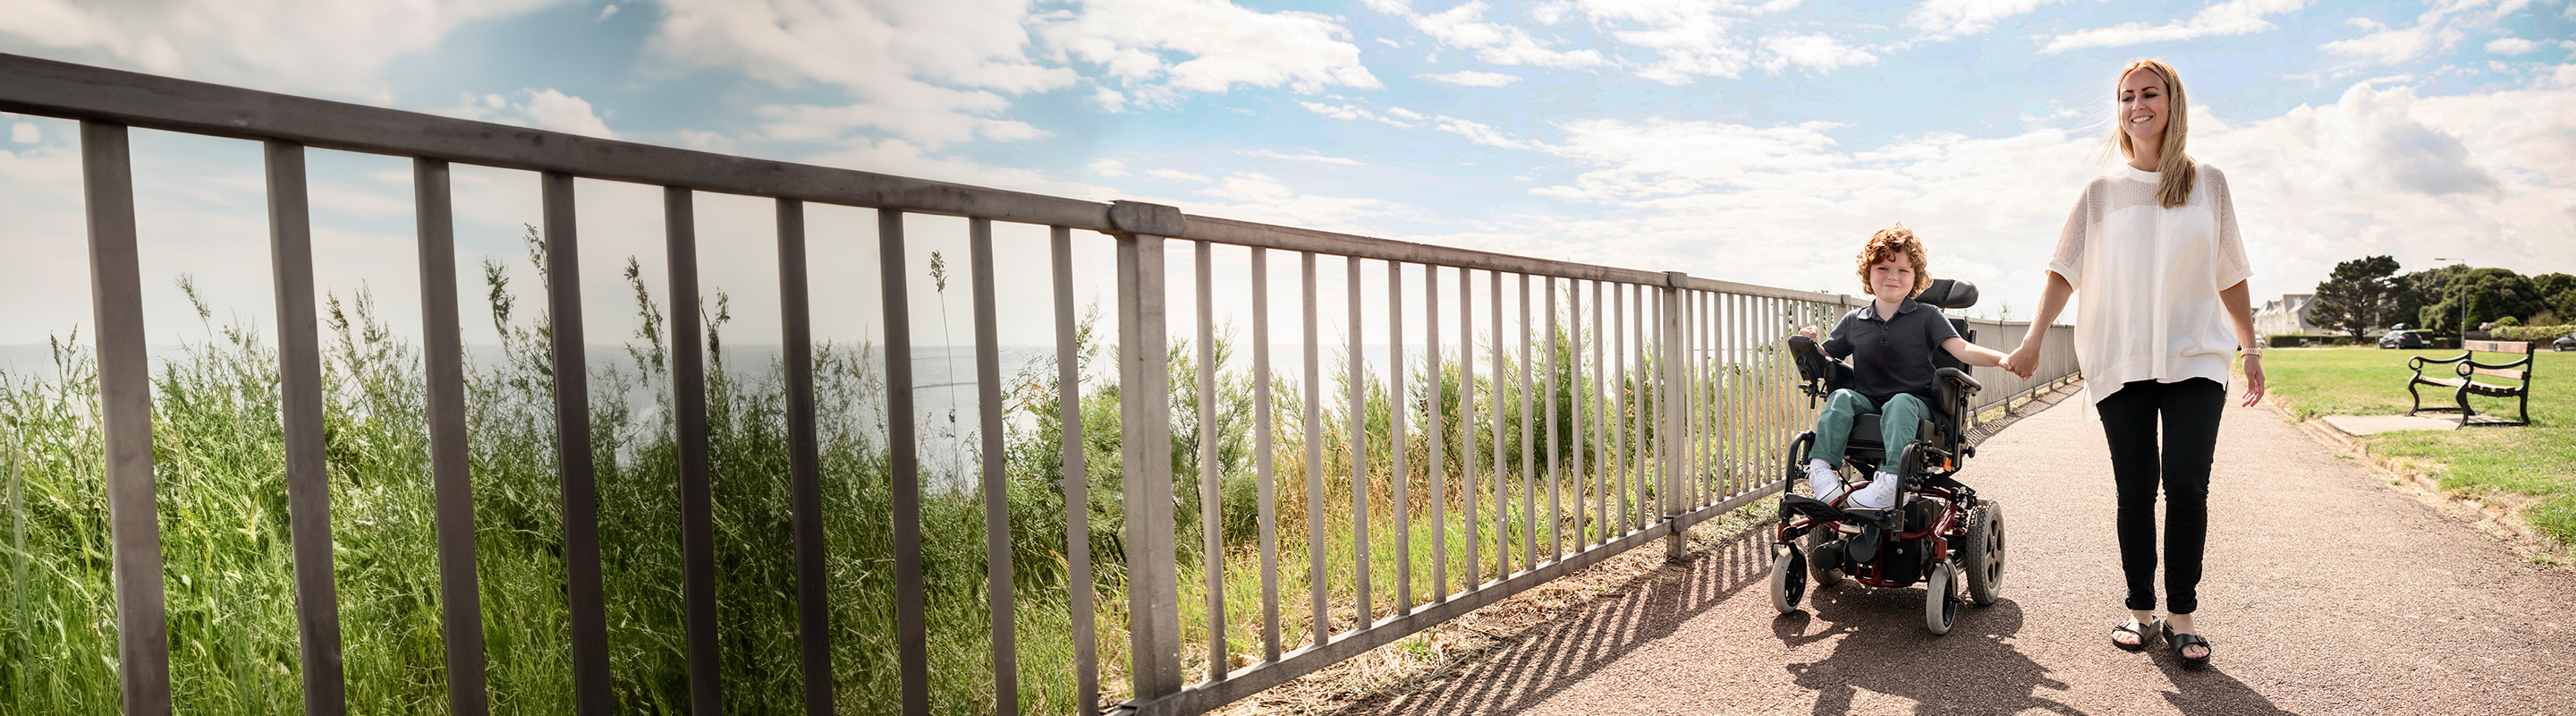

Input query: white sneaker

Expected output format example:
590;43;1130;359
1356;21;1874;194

1804;459;1846;503
1849;473;1902;509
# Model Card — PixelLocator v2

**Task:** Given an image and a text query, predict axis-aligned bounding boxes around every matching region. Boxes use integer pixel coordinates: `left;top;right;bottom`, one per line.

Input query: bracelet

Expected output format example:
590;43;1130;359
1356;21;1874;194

2241;346;2263;358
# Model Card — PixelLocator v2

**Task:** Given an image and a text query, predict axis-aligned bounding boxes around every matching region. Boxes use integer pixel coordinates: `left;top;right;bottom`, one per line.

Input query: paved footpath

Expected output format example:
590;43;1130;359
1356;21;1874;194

1343;384;2576;716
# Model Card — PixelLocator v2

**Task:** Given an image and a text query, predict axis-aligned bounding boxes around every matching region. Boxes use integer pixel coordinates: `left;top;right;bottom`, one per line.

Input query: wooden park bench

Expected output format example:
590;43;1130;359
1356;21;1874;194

2404;340;2534;426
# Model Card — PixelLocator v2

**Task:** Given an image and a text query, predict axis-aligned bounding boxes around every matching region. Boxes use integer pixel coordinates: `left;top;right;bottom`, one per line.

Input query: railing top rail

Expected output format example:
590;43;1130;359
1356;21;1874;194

1;51;1856;303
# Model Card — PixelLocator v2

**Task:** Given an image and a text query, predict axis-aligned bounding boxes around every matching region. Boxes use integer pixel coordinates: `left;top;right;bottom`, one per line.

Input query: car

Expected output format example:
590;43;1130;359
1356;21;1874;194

2378;330;2428;350
2556;331;2576;352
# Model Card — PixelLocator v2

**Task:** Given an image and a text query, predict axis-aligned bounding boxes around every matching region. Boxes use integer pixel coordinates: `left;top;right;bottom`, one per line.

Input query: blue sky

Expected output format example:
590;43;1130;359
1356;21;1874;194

1;0;2572;351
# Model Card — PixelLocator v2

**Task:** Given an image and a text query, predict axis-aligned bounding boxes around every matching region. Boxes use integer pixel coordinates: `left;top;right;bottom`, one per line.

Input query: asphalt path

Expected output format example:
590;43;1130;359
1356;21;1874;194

1339;382;2576;716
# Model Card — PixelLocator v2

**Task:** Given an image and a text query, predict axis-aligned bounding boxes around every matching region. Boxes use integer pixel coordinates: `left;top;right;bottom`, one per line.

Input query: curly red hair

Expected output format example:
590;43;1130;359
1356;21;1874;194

1855;225;1931;298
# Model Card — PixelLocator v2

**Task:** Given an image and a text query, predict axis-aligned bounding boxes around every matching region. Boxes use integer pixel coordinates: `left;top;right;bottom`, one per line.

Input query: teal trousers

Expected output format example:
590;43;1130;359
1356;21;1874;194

1809;389;1928;470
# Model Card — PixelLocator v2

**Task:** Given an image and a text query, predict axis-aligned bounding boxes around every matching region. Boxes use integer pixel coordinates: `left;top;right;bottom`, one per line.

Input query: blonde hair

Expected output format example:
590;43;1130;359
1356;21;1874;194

1855;224;1931;298
2110;58;2196;209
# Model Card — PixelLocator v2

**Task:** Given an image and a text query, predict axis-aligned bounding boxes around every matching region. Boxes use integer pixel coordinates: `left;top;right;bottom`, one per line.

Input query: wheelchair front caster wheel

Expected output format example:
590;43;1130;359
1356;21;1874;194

1770;545;1808;614
1924;560;1962;635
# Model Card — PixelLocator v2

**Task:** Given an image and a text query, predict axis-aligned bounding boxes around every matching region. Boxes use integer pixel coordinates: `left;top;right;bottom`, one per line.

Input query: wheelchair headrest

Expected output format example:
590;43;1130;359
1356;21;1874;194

1915;278;1978;311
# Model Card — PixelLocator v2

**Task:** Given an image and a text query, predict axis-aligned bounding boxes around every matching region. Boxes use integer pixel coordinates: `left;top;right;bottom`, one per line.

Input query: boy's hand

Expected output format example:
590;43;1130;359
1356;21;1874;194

2003;344;2039;379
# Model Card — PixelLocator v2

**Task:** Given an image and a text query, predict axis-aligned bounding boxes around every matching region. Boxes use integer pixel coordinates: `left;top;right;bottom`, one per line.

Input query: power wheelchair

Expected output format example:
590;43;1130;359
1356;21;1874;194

1767;278;2007;635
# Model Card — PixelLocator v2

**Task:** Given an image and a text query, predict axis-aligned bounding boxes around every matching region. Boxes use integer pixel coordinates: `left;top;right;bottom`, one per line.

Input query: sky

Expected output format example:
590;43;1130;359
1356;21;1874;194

0;0;2572;355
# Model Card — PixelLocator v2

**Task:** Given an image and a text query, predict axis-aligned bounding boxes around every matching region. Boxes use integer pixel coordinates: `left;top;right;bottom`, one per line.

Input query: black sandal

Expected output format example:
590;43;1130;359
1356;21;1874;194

2160;620;2212;667
2110;618;2156;652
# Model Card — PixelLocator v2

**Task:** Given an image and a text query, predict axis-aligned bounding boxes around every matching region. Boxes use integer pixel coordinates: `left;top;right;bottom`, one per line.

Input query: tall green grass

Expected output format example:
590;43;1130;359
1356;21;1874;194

0;230;1828;714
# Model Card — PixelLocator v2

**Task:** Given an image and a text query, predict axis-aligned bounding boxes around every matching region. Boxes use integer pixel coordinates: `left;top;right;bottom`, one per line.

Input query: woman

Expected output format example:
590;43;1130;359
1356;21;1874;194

2001;58;2263;668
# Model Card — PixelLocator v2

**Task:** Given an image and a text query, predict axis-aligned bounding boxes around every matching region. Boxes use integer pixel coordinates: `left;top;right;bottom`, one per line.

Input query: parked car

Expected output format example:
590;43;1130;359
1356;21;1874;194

2378;330;2428;349
2555;331;2576;352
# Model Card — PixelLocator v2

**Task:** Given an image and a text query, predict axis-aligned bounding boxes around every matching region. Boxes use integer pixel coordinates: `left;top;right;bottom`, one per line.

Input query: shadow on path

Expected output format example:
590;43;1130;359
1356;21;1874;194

1331;521;1775;716
1777;592;2087;716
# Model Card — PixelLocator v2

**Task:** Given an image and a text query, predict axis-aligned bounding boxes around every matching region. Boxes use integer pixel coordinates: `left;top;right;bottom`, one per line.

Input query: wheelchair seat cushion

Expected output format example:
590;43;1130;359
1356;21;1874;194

1846;413;1884;449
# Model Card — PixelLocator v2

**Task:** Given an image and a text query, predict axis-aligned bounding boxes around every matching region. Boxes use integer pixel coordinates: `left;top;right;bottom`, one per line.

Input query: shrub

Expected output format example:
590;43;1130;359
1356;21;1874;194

2492;324;2576;343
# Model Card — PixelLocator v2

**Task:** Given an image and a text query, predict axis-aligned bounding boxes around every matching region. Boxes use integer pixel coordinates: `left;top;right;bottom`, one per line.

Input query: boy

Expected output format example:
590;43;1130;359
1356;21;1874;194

1794;225;2010;508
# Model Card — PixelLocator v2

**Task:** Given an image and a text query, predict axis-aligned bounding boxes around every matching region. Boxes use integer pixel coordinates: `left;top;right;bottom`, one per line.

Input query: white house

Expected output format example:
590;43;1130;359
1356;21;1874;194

2255;294;2333;337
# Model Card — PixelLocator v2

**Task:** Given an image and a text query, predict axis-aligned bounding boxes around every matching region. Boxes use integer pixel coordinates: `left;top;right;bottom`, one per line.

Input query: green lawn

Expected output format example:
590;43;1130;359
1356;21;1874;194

2255;345;2576;544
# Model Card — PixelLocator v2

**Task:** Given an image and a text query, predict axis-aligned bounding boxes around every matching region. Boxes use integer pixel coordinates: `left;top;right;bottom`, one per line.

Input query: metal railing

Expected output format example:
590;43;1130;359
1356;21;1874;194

0;52;2077;716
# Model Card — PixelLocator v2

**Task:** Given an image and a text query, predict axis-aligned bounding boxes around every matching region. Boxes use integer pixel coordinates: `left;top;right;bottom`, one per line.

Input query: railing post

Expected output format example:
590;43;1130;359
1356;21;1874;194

415;158;492;716
1112;201;1183;703
265;140;348;715
1661;273;1687;560
80;119;173;716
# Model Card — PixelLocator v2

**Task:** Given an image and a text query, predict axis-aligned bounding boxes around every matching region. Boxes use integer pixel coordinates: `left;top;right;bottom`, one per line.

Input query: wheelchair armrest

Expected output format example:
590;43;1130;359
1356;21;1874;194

1936;366;1980;395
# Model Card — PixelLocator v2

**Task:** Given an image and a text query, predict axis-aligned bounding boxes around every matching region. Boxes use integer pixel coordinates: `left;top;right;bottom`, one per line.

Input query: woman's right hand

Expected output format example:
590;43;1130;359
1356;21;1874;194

1795;325;1818;341
2004;341;2040;379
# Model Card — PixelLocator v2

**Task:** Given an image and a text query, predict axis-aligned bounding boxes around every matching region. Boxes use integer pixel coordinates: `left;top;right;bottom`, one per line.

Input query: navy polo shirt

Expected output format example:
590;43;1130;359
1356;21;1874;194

1820;298;1961;406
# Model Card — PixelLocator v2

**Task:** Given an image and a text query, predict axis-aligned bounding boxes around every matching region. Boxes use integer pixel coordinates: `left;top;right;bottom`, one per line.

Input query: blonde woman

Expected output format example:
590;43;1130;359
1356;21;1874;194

2001;59;2262;668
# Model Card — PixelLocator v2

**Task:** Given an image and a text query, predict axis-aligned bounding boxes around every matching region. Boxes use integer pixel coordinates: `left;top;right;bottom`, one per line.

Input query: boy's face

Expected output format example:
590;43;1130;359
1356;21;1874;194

1868;255;1916;303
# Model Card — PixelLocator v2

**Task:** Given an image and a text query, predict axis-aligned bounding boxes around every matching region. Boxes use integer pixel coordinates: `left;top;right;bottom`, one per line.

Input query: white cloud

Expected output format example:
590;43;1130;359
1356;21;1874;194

2041;0;2310;55
2484;36;2539;55
1757;33;1877;73
1432;115;1545;150
1420;70;1522;87
1301;101;1421;129
674;129;734;152
1040;0;1381;103
1412;1;1606;71
1089;158;1128;177
0;0;559;98
520;89;618;139
755;98;1042;150
1147;168;1211;183
9;122;34;144
648;0;1073;149
1241;149;1366;165
2320;24;2454;64
597;4;618;21
1581;0;1814;84
1092;86;1129;113
1187;172;1407;232
1907;0;2069;38
434;89;622;141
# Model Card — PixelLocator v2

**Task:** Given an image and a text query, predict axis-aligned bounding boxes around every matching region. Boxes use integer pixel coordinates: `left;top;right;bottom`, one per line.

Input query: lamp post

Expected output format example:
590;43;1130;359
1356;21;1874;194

2435;256;2467;346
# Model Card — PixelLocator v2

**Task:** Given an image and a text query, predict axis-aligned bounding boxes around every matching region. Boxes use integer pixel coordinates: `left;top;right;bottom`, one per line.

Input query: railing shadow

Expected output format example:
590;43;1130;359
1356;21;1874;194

1324;518;1775;716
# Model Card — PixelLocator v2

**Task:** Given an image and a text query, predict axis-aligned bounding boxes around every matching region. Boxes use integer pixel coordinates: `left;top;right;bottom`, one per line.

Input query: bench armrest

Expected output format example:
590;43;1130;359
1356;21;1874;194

2407;353;2470;371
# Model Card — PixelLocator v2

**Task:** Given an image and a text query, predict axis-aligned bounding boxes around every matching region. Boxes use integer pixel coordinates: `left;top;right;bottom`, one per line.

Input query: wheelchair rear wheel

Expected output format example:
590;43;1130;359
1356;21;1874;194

1961;499;2004;606
1770;545;1807;614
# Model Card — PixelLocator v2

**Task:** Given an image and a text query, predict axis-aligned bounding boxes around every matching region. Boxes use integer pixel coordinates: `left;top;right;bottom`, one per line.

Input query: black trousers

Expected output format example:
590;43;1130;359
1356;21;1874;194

2097;377;2225;615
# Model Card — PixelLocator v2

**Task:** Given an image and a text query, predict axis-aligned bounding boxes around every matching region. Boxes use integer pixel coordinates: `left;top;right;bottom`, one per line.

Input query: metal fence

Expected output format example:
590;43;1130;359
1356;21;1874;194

0;52;2076;716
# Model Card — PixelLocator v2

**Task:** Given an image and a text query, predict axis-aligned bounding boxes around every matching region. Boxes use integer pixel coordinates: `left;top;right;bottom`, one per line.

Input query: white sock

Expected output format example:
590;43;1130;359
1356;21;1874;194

1851;473;1902;509
1805;458;1844;502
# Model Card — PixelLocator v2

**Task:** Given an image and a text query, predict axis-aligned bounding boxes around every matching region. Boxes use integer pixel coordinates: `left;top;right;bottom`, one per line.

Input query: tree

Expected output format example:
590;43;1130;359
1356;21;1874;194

2533;272;2576;325
2420;267;2543;333
2310;255;2401;338
2394;264;2470;333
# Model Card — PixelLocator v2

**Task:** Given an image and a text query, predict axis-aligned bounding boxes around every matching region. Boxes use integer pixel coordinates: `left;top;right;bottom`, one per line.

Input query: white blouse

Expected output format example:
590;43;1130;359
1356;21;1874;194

2046;162;2252;407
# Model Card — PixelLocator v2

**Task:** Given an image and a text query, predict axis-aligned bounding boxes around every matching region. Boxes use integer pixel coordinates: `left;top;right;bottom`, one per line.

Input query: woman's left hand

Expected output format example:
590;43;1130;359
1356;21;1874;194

2240;354;2265;406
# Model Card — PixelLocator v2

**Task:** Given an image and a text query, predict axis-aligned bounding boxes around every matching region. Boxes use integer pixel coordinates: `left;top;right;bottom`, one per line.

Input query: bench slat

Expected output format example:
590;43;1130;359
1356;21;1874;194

2465;340;2532;354
2467;366;2528;380
2463;381;2525;396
